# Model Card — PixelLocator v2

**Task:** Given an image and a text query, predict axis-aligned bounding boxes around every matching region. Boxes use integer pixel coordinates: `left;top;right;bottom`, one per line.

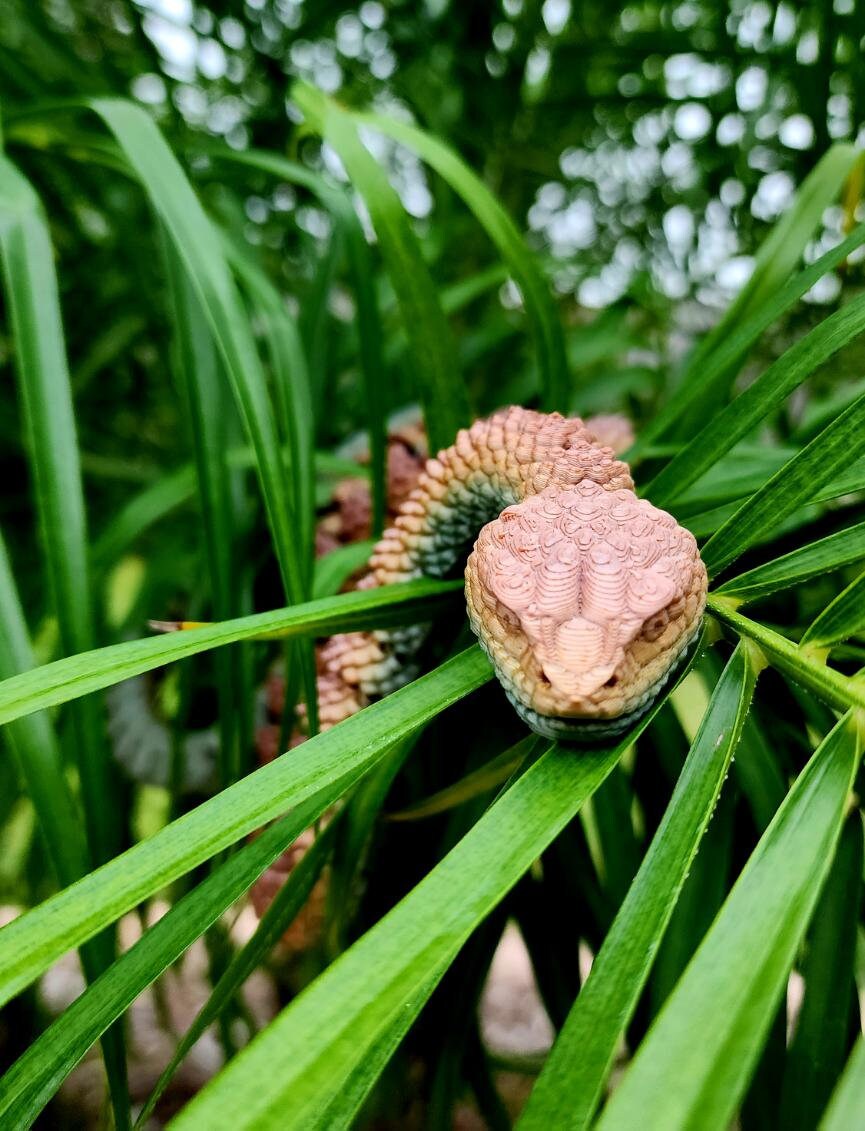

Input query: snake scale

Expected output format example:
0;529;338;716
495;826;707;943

318;406;707;742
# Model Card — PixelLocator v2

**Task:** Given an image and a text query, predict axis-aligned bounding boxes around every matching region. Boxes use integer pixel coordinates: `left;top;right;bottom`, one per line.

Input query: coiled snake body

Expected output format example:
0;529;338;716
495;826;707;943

321;407;707;741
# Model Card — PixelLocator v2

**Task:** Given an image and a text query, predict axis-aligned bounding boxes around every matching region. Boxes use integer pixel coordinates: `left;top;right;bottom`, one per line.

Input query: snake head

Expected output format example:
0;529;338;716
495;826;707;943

465;480;707;740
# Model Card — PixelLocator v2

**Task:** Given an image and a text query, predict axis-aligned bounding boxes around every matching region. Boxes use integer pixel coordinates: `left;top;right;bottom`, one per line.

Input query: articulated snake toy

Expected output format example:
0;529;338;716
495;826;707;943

112;406;706;789
318;406;707;742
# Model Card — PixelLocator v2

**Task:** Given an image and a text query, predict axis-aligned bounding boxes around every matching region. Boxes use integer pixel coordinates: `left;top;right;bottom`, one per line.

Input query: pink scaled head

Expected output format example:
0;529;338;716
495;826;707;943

465;479;707;739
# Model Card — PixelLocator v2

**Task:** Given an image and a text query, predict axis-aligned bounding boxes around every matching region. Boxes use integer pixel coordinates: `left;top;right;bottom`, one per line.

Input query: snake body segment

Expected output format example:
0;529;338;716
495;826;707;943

325;407;707;740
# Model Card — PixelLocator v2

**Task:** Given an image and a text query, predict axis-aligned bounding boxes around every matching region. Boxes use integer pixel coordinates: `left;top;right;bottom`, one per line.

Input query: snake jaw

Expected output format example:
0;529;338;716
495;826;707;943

466;480;706;734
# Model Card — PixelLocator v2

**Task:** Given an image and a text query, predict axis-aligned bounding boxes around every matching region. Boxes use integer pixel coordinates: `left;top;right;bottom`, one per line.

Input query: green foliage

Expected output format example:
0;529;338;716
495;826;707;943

520;642;758;1130
2;4;865;1126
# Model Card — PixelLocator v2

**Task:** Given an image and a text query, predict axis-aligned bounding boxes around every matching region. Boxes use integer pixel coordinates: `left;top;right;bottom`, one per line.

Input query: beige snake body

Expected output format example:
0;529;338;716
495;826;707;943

322;407;707;741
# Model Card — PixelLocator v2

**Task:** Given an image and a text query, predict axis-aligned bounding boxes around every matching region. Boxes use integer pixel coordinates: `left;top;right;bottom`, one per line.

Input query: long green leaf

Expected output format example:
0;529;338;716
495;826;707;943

312;970;445;1131
0;794;331;1127
387;739;531;822
820;1037;865;1130
720;145;857;323
0;151;114;861
135;813;341;1128
165;641;703;1130
801;569;865;647
292;81;470;453
92;447;364;571
734;710;787;831
91;465;195;568
223;233;319;735
224;237;314;574
779;814;862;1131
89;99;304;605
163;234;242;785
0;579;461;727
357;109;569;411
0;152;92;665
326;736;419;955
702;390;865;575
706;595;865;712
0;530;88;886
0;646;491;1009
168;744;610;1129
717;521;865;603
635;147;861;451
519;642;758;1130
313;541;375;599
212;146;388;535
0;147;128;1125
646;291;865;507
597;711;860;1131
163;238;235;623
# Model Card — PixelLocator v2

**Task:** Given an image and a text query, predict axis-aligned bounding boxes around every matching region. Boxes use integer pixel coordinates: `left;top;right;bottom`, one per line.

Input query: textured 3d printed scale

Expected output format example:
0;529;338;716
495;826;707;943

322;407;707;740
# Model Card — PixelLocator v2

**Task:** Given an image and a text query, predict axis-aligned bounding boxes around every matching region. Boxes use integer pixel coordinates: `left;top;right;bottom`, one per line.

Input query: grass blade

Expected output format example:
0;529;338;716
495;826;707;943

0;152;91;656
357;109;569;411
313;541;375;599
163;237;235;622
162;235;243;785
645;291;865;507
0;647;492;1008
702;391;865;575
168;744;610;1129
716;521;865;603
162;644;704;1130
0;148;129;1124
224;237;315;575
820;1037;865;1130
212;146;388;534
313;970;445;1131
706;595;865;712
734;711;787;831
135;813;341;1128
223;233;319;736
801;569;865;647
779;814;862;1131
597;711;860;1131
591;765;641;910
0;794;332;1127
718;145;858;325
518;642;758;1130
292;81;470;453
91;447;362;572
327;736;419;953
387;739;531;822
635;147;862;452
89;99;304;605
91;465;195;569
0;579;462;727
0;151;114;861
0;530;88;886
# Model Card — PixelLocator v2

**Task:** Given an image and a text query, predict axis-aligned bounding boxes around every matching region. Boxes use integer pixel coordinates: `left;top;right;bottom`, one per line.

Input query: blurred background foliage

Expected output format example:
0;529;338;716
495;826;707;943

3;0;865;604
